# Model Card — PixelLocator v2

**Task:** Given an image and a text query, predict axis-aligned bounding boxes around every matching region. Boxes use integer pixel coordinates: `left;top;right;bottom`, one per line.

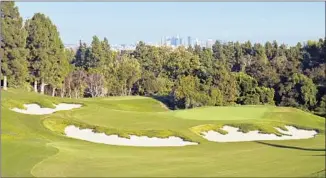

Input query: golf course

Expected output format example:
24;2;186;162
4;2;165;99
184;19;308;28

1;89;325;177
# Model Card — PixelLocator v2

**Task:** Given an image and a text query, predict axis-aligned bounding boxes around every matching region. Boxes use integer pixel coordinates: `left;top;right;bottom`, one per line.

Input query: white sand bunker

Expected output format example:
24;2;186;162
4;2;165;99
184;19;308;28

202;125;318;142
11;103;82;115
64;125;198;147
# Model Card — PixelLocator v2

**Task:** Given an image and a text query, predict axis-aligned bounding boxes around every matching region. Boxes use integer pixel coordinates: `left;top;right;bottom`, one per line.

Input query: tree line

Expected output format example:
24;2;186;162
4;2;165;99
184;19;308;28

1;2;325;117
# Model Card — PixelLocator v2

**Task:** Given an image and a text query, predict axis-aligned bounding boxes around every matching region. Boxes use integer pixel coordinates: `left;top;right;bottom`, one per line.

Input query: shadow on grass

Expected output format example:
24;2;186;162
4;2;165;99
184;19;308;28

151;95;175;110
311;154;326;157
255;141;326;152
311;169;326;178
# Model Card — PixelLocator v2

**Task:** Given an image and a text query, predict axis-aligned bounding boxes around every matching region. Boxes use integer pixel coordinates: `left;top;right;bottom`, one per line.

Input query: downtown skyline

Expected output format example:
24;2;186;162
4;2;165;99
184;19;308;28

64;35;218;51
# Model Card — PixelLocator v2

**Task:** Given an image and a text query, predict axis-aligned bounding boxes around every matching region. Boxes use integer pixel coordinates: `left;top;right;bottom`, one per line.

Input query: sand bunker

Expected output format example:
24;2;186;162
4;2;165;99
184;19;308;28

202;125;318;142
11;103;82;115
64;125;198;147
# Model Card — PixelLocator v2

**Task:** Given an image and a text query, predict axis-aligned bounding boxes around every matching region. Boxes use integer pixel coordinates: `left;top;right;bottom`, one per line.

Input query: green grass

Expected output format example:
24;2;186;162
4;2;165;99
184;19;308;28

1;88;325;177
170;105;273;120
43;117;194;142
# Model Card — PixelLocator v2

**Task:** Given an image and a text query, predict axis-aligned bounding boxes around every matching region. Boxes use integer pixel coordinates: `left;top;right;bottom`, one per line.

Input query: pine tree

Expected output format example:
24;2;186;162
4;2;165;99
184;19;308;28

25;13;67;94
0;2;28;90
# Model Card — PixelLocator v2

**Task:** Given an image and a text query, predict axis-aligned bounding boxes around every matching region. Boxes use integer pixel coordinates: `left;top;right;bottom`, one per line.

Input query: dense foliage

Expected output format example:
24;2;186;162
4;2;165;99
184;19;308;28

1;2;325;117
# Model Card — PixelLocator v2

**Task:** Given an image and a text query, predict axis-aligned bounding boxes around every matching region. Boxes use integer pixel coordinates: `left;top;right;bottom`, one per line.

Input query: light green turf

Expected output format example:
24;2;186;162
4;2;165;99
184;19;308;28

170;105;274;120
1;89;325;177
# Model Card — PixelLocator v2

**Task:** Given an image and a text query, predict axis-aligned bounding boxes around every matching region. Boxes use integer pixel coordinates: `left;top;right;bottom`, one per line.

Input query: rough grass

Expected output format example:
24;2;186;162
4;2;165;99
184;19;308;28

2;90;84;109
191;123;291;136
190;124;229;135
43;117;195;142
2;88;325;177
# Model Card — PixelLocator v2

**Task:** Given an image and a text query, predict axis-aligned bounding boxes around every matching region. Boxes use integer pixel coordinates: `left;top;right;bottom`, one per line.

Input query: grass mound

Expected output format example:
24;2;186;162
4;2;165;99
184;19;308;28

43;117;195;142
190;122;321;137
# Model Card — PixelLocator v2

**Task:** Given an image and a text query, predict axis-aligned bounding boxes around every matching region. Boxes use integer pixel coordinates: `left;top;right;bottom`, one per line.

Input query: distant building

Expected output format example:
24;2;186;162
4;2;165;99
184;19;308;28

166;40;171;46
64;44;79;52
206;39;214;49
187;36;192;47
195;38;200;46
161;36;166;46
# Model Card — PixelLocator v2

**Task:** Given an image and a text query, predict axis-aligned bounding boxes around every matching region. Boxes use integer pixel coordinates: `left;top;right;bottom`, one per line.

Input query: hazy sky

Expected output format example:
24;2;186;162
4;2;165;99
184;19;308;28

16;2;325;46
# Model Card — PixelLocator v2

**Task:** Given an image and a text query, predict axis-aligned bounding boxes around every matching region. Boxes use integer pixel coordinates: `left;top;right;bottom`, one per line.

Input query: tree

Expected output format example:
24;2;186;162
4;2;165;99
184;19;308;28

49;39;70;97
73;41;88;69
197;48;214;81
223;42;236;69
234;72;258;95
242;41;253;56
246;59;279;88
0;2;28;90
86;73;105;97
208;88;223;106
165;47;200;81
232;41;243;72
25;13;66;94
173;75;202;109
255;87;275;105
114;55;141;95
210;62;238;105
253;43;268;64
234;72;258;104
89;36;104;69
193;44;202;55
234;72;275;105
265;41;273;60
63;70;87;98
315;95;326;117
212;40;225;61
276;73;317;109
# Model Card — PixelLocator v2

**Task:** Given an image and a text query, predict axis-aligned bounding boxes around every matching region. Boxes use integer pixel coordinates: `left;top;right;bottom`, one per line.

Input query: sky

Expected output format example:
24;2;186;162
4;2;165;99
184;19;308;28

16;2;325;46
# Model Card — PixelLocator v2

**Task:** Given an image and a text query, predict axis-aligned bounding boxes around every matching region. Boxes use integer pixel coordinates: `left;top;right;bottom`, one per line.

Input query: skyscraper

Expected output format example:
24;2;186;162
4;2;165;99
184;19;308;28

195;38;200;46
175;35;180;46
187;36;192;47
206;39;214;49
161;36;166;46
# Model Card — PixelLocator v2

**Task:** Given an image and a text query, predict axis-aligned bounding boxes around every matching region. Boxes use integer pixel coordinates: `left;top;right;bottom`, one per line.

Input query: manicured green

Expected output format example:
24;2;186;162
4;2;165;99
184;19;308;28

1;89;325;177
170;105;273;120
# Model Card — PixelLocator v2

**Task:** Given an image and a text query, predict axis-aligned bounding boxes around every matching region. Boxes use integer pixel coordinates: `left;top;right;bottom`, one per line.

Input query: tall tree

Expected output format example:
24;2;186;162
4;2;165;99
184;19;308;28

253;43;268;64
25;13;67;94
276;73;317;109
73;41;88;69
115;55;141;95
173;75;204;109
212;40;225;61
210;62;238;105
0;2;28;90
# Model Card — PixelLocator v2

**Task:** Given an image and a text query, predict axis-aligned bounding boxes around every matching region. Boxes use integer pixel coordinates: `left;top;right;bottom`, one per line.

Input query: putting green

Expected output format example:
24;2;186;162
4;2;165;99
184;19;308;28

1;89;325;177
169;105;274;121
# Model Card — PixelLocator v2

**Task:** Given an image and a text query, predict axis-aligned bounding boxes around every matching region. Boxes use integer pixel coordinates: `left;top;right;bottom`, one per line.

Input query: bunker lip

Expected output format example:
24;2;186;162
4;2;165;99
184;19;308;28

201;125;318;142
64;125;198;147
11;103;82;115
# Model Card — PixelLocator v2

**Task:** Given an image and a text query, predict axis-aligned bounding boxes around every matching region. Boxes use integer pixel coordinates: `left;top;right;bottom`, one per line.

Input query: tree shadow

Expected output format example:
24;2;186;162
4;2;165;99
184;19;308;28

255;141;326;152
310;154;326;156
151;95;175;110
311;169;326;178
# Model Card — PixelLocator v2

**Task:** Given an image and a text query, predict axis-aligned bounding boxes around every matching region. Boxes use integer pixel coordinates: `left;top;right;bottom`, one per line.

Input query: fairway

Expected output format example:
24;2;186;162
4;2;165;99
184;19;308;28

1;89;325;177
